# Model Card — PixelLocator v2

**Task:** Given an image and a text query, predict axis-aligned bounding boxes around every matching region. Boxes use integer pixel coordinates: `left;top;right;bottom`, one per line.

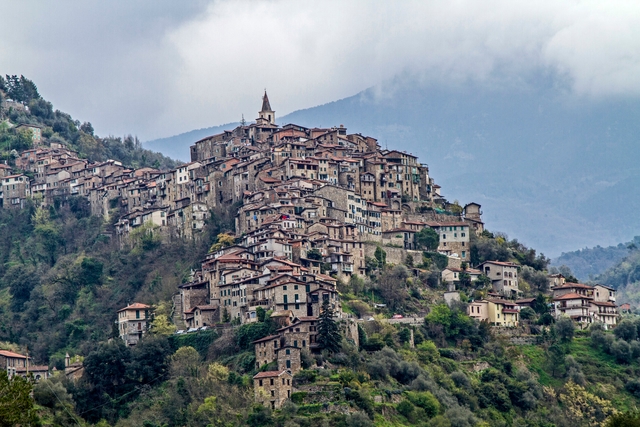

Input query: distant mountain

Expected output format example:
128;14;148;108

144;122;239;161
551;237;640;282
144;77;640;256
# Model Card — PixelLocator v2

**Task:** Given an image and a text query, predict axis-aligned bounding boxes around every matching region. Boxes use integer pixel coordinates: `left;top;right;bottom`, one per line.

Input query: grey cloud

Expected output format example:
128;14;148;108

1;0;638;141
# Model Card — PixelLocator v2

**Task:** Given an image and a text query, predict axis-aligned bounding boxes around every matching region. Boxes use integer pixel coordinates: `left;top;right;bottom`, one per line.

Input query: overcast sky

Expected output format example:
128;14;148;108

1;0;639;141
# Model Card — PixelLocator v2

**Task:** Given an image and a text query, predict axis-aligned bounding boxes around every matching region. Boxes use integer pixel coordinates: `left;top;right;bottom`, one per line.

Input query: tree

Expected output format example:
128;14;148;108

532;294;549;315
317;299;342;353
209;233;235;253
404;253;414;268
555;317;575;343
306;248;323;261
615;319;637;342
374;246;387;269
416;227;439;251
0;371;40;427
378;265;410;311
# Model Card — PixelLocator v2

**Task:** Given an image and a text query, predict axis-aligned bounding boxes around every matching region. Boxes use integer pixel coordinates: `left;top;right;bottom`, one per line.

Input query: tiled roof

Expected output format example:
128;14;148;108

118;303;150;312
0;350;27;358
553;293;593;301
253;370;289;379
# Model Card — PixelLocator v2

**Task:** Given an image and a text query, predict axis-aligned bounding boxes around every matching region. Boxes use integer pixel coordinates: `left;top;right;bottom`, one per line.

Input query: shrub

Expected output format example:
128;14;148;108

451;371;471;388
611;339;632;364
615;319;638;342
405;391;440;417
291;392;307;405
625;379;640;398
555;317;575;342
396;399;415;418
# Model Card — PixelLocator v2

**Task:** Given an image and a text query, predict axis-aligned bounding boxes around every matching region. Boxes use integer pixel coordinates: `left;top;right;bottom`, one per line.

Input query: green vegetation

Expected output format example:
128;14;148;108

0;370;39;427
0;74;178;169
553;236;640;281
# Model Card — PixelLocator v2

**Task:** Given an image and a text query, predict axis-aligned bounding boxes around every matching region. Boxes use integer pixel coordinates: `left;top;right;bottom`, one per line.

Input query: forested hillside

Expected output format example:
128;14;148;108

0;74;179;170
595;246;640;308
3;202;640;426
552;237;640;281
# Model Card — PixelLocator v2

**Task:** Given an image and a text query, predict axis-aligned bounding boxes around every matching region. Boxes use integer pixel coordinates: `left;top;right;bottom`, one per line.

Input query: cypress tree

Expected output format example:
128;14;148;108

317;298;342;353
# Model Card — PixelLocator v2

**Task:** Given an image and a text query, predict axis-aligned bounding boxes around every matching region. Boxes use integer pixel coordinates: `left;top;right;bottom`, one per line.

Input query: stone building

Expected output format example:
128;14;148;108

116;303;151;346
253;370;293;409
477;260;519;296
276;345;302;373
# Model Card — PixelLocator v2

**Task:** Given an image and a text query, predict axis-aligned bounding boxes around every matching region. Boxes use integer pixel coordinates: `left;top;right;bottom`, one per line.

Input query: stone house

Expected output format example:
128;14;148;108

15;123;43;143
253;370;293;409
276;345;302;373
547;274;566;290
0;174;30;208
117;303;151;346
426;221;470;260
462;202;484;235
192;305;219;328
441;267;482;285
477;261;519;296
254;334;281;368
64;353;84;381
0;349;28;378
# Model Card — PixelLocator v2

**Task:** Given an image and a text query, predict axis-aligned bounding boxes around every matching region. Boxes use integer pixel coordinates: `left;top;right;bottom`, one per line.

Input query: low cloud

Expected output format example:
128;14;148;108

1;1;638;140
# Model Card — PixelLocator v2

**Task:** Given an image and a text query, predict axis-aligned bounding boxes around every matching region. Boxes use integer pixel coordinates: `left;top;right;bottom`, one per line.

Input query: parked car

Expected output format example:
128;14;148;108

199;326;209;331
187;327;199;333
392;314;404;319
176;330;185;335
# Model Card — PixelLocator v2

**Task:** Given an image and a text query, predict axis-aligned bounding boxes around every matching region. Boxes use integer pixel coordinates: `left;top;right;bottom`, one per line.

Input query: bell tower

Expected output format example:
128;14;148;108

257;91;275;125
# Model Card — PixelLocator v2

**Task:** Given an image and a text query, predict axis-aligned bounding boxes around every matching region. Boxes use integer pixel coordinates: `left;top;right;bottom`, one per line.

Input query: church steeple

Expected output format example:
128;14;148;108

258;91;275;125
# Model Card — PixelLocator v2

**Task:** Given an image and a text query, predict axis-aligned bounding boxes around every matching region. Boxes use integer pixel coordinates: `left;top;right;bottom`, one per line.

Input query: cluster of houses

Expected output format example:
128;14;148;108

454;265;621;329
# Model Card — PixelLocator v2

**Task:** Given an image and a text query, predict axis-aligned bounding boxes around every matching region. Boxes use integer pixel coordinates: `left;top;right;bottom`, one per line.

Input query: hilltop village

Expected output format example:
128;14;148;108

1;93;623;412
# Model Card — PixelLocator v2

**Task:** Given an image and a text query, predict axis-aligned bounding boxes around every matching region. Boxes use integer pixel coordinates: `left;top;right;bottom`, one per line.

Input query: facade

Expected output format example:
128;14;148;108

0;350;28;378
253;370;293;409
116;303;151;346
441;267;482;285
551;282;619;328
426;221;470;259
478;261;519;296
467;299;519;327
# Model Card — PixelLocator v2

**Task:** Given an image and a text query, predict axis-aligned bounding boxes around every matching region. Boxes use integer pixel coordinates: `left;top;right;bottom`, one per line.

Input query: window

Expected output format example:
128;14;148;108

286;360;291;369
270;379;274;386
442;234;446;239
136;310;140;319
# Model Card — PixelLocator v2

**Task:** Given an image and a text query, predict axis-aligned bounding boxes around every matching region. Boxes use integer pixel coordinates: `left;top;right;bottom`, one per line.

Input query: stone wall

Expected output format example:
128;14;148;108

363;243;422;265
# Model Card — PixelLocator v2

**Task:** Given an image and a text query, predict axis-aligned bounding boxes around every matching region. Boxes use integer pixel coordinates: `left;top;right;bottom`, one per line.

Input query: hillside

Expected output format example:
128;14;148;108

3;77;640;427
3;200;640;426
551;236;640;281
595;246;640;307
145;77;640;257
0;74;179;170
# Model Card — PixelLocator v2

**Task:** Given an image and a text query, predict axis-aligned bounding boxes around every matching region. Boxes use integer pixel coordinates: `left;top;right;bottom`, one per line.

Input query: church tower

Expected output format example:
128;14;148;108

257;91;275;125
